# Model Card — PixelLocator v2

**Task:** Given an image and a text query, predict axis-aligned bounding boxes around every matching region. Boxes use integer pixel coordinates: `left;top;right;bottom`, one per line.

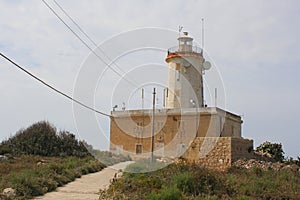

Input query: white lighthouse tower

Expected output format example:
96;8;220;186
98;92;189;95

165;31;210;109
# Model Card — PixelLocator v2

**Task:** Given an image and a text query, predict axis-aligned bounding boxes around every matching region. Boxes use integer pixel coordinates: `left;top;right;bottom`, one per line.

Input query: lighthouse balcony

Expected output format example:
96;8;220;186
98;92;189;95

167;45;203;57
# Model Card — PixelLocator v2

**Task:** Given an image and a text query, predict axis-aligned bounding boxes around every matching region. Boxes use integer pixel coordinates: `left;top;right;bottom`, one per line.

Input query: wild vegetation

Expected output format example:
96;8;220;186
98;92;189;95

100;142;300;200
100;160;300;200
0;121;130;199
1;121;299;199
0;121;90;157
0;156;104;200
255;141;285;162
255;141;300;165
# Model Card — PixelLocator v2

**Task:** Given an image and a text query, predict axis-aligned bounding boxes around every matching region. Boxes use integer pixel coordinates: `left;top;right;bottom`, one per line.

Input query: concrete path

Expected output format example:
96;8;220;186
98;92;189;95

33;161;133;200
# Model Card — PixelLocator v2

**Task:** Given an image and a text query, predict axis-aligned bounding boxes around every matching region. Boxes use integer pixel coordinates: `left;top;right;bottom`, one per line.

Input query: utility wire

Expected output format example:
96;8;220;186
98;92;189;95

52;0;139;88
45;0;155;105
41;0;138;89
53;0;97;46
53;0;135;82
0;52;111;117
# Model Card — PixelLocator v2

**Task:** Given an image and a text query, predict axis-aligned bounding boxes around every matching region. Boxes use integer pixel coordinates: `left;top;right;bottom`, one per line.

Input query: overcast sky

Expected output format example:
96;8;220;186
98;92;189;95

0;0;299;158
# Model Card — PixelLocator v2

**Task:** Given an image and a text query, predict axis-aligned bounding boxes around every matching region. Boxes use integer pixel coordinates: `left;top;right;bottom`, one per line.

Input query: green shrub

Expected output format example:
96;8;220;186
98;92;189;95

252;167;263;177
146;186;183;200
234;196;252;200
11;169;45;198
42;179;58;192
174;172;197;195
0;121;91;157
173;168;234;197
256;141;284;162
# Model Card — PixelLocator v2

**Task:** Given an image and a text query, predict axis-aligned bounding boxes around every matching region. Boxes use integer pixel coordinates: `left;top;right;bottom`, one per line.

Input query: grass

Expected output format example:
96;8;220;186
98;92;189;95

100;161;300;200
0;155;105;199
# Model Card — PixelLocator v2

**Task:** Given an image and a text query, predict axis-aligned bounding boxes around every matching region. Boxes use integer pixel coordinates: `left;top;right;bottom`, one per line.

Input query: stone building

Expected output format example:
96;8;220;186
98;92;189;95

110;32;254;170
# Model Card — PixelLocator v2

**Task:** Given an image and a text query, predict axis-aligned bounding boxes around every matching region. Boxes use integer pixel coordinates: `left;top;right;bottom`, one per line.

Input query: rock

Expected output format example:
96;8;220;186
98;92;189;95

0;155;7;161
37;159;47;166
2;188;16;198
281;164;299;172
233;159;300;172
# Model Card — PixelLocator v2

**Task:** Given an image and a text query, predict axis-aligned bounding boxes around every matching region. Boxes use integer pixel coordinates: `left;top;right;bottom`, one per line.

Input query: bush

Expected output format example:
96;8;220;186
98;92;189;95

146;186;183;200
256;141;284;162
0;121;91;157
174;172;197;195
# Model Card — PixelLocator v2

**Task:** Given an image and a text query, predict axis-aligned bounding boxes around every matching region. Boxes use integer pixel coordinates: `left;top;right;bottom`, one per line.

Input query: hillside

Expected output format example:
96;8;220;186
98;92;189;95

100;159;300;200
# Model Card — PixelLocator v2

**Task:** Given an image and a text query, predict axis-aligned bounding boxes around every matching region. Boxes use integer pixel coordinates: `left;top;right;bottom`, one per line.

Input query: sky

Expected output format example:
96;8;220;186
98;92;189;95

0;0;299;158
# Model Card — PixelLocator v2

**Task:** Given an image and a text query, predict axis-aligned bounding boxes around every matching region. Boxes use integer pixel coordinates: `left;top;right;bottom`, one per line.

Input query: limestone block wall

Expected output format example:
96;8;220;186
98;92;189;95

183;137;254;171
231;137;255;162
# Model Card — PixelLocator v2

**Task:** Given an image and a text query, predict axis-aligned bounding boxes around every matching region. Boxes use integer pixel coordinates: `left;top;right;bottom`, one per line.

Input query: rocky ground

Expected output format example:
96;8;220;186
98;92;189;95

233;158;300;172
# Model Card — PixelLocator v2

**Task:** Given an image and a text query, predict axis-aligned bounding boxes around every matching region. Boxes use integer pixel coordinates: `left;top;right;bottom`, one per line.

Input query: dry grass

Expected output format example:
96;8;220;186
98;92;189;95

100;161;300;200
0;155;105;200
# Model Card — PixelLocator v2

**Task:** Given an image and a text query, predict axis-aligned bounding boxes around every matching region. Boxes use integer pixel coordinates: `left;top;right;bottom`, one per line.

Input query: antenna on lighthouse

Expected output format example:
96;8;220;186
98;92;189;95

179;25;183;37
201;18;205;54
141;88;144;110
215;88;217;108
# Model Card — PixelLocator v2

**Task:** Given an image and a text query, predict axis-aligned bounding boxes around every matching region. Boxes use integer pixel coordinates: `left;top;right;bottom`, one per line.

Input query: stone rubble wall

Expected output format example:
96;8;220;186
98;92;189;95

233;159;300;172
184;137;255;171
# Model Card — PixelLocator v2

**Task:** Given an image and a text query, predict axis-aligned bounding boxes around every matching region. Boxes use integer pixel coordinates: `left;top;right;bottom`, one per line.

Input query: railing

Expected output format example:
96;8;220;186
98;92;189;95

167;45;203;55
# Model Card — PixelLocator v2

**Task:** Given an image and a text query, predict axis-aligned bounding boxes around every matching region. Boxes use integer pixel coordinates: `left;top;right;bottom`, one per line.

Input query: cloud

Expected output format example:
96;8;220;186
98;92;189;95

0;0;299;157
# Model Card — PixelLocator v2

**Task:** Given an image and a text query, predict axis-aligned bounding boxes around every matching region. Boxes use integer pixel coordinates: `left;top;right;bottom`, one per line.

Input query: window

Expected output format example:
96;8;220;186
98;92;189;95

136;144;142;154
176;70;180;81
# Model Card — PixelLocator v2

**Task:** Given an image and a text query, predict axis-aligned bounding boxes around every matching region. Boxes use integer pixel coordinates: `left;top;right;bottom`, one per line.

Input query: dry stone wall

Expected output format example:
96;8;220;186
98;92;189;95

184;137;254;171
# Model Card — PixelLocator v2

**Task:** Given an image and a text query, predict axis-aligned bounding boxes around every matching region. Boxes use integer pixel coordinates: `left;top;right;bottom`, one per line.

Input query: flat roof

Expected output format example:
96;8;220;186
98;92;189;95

111;107;241;119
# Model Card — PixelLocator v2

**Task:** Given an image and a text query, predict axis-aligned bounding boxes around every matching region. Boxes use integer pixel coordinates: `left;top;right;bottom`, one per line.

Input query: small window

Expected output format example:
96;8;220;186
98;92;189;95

136;144;142;154
176;70;180;81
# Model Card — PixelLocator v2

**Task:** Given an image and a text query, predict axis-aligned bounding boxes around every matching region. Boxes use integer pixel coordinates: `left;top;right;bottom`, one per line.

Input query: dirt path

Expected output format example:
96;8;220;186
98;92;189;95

33;161;133;200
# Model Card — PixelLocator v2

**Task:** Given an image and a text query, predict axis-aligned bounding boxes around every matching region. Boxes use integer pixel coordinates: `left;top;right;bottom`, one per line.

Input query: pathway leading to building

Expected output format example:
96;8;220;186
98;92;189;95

33;161;134;200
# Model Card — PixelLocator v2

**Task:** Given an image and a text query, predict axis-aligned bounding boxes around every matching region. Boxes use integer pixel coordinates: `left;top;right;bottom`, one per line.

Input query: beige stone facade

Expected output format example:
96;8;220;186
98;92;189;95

110;107;254;170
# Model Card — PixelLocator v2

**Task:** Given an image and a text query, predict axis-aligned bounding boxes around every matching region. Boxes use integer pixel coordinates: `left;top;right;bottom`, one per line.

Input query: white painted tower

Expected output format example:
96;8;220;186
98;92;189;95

164;32;210;109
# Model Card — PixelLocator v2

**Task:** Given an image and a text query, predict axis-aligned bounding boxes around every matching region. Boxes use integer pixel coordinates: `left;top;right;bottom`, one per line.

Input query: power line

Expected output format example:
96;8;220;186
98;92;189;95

53;0;133;81
46;0;156;104
0;52;111;117
41;0;139;89
53;0;97;46
52;0;138;87
43;0;162;109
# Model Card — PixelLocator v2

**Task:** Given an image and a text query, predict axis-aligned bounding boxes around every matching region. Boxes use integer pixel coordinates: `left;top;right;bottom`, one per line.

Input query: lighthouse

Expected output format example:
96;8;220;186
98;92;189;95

164;31;210;109
110;29;254;171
